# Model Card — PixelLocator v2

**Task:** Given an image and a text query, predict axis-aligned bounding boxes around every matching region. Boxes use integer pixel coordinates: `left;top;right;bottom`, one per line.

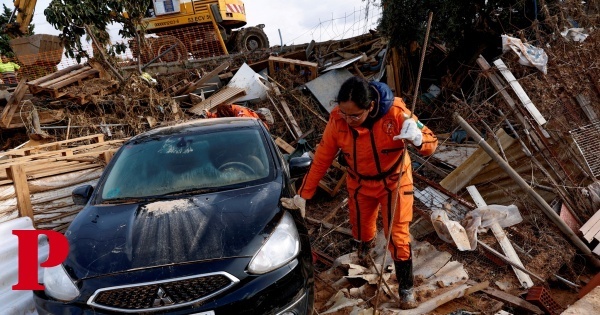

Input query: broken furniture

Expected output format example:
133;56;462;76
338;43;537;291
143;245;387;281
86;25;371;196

268;56;318;82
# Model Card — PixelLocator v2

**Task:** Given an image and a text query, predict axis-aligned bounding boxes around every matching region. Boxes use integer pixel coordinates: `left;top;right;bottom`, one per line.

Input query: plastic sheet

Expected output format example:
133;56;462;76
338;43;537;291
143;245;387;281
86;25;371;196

462;204;523;250
501;35;548;74
430;204;523;251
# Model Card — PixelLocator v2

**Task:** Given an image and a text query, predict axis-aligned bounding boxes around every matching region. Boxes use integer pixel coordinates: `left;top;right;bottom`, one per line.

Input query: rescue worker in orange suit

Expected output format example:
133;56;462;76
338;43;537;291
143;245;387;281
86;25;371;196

204;103;273;130
283;76;437;309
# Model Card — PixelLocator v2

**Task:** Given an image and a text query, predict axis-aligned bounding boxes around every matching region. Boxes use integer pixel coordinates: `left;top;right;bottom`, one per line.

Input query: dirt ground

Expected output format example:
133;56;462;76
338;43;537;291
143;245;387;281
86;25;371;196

304;182;587;314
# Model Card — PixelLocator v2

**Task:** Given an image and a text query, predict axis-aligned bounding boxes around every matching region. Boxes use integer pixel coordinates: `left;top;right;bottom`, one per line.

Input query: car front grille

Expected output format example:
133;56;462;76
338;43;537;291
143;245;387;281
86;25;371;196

88;272;239;313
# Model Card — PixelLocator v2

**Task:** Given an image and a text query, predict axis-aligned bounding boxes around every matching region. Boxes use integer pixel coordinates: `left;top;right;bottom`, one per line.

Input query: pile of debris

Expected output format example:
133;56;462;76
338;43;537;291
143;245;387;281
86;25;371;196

0;7;599;314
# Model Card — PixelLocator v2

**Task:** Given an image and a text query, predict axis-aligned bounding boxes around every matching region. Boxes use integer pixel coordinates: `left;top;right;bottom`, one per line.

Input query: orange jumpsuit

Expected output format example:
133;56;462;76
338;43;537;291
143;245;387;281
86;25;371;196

298;98;437;261
206;104;269;129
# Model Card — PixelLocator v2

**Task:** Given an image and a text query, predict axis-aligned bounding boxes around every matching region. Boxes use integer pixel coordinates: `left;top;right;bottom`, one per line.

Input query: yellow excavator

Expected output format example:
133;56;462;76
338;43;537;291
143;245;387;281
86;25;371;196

4;0;269;65
3;0;63;67
133;0;270;63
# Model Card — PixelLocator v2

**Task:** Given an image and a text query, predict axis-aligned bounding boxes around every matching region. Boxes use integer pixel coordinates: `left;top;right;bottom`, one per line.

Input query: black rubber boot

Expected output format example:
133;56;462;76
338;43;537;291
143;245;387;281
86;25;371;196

394;258;417;309
356;239;374;266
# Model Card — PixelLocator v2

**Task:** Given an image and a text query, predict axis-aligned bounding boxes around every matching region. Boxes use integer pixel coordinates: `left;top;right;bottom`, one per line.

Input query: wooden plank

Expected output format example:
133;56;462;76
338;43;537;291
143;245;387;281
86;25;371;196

7;165;33;224
176;62;229;96
1;78;28;127
0;162;100;186
268;56;318;80
272;85;303;138
493;59;546;125
440;129;517;193
576;94;598;122
46;69;99;90
467;186;534;289
188;86;246;115
584;218;600;243
38;66;91;88
480;285;543;314
27;64;84;86
0;140;123;167
580;210;600;235
5;134;105;157
476;56;545;150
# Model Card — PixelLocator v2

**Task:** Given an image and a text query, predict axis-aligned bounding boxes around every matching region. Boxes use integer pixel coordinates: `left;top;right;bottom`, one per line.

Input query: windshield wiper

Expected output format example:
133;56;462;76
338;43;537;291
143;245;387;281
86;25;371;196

101;188;223;204
158;187;223;197
101;196;172;204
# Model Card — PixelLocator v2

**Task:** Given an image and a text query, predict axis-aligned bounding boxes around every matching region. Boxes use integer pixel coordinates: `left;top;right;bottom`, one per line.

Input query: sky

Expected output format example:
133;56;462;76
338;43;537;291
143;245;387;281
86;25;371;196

1;0;382;47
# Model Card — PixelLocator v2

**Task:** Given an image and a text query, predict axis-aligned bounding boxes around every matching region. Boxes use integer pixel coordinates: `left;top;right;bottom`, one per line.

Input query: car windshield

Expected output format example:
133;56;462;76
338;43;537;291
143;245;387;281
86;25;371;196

100;128;271;200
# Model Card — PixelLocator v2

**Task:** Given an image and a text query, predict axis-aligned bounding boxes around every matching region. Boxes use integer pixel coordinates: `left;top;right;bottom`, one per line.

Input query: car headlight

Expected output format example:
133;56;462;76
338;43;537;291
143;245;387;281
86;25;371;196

43;264;80;301
248;211;300;274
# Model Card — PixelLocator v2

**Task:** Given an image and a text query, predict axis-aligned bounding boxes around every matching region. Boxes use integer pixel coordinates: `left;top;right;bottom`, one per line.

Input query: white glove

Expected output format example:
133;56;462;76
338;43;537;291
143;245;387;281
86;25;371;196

393;118;423;146
280;195;306;218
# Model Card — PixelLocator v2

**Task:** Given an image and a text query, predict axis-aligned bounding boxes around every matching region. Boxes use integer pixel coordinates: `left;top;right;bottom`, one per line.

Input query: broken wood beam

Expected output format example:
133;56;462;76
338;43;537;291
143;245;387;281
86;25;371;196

477;283;543;314
27;64;84;86
176;62;230;96
454;112;600;267
1;77;28;127
305;216;352;237
38;66;91;88
466;185;534;288
477;240;544;283
7;165;34;225
321;197;349;224
188;86;246;115
493;59;546;126
268;56;318;80
272;85;303;138
46;68;99;90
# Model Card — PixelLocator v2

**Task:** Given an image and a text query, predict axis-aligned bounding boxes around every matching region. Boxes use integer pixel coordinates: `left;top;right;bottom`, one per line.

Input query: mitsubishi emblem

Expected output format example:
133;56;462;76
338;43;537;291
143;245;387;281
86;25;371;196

153;287;175;307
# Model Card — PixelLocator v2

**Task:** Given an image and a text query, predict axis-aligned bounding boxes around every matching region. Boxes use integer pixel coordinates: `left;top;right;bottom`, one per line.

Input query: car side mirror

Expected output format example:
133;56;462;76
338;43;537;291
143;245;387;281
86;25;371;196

72;185;94;205
289;156;312;179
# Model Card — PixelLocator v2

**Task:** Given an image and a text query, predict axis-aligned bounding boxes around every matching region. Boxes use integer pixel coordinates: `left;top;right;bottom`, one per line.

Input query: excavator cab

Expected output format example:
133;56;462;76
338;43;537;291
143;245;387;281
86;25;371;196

130;0;269;64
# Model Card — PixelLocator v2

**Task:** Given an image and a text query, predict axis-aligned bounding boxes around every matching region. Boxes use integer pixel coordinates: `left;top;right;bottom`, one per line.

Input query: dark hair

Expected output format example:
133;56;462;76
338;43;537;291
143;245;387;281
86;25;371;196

336;76;377;110
216;104;235;117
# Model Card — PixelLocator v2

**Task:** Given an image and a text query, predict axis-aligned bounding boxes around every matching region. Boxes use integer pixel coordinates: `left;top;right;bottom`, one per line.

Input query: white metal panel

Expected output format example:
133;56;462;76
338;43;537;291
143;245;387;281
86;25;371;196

0;217;49;315
493;59;547;126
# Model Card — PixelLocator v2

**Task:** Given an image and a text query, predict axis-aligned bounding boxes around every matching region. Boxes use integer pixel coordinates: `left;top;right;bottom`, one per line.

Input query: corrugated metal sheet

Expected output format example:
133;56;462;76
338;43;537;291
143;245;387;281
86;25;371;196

0;217;47;315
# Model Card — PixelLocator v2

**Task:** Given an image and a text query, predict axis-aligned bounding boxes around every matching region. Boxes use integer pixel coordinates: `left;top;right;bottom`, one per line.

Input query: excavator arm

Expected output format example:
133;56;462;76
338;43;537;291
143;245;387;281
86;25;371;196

4;0;37;38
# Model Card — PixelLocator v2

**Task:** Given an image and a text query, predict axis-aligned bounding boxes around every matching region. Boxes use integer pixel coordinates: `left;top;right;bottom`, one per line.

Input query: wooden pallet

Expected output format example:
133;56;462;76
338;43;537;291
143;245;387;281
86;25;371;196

268;56;318;81
27;65;100;99
62;80;120;105
0;134;125;227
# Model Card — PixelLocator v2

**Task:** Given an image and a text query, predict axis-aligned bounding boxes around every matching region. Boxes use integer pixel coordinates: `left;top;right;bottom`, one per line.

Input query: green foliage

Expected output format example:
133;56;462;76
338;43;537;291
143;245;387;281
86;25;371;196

377;0;544;52
44;0;151;61
0;4;14;55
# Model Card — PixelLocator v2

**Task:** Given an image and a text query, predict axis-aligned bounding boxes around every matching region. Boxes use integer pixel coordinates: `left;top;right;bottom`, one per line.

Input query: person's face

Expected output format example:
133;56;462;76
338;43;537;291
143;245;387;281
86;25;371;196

0;56;7;63
338;100;373;128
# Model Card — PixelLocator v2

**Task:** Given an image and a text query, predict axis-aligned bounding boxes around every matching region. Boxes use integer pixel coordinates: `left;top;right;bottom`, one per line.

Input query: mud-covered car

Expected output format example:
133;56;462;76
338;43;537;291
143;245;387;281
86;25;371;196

34;118;314;314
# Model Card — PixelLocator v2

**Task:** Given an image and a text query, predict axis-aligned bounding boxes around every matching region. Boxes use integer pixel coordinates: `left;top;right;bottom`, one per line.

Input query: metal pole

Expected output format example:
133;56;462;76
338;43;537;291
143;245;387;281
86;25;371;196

141;43;179;71
454;112;600;267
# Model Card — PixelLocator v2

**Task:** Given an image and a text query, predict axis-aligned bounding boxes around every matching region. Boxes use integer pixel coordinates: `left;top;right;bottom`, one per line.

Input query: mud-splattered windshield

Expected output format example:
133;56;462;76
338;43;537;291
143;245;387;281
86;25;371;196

100;129;271;200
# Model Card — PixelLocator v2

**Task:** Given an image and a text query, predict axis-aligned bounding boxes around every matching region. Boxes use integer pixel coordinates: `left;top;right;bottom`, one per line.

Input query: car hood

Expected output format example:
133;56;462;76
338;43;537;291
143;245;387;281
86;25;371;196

64;182;283;280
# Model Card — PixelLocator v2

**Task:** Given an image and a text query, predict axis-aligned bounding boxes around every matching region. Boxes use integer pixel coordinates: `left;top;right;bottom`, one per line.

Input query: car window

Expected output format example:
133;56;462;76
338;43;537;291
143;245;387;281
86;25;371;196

101;128;271;200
